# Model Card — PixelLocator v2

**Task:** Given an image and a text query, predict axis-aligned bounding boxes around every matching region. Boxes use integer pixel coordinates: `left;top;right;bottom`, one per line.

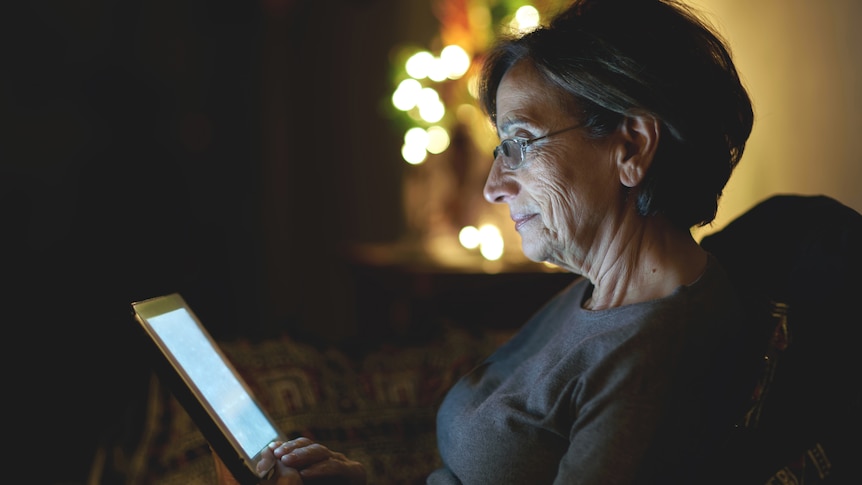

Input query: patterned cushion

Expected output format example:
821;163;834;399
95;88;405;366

95;325;513;485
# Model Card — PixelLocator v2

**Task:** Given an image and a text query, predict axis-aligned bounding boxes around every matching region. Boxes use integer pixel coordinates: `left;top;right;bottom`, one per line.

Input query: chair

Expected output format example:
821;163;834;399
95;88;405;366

700;194;862;484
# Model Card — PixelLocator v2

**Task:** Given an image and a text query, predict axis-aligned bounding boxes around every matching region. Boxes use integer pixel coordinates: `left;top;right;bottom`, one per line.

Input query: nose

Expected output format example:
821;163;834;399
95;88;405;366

483;159;517;204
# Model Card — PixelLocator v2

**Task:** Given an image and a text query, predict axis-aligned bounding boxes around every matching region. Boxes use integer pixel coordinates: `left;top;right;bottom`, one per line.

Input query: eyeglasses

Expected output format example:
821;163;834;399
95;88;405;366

492;124;583;171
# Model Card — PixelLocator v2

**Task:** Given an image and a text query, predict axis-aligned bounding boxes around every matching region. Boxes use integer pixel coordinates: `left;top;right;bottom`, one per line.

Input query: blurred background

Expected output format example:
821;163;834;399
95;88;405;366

2;0;860;483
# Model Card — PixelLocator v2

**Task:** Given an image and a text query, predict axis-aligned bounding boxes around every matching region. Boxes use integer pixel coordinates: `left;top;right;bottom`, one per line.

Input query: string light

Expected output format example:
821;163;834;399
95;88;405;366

390;2;563;262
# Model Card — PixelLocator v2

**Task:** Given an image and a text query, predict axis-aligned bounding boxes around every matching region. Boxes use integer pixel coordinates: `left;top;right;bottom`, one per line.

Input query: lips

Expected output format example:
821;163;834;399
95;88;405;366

512;213;537;232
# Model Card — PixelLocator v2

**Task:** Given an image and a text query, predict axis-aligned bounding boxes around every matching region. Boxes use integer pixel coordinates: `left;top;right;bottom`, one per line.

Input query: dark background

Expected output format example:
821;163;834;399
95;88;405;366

5;0;861;482
2;0;440;482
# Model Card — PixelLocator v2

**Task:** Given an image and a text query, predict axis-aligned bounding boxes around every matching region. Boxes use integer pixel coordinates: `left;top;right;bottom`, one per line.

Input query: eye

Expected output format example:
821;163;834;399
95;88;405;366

502;140;521;158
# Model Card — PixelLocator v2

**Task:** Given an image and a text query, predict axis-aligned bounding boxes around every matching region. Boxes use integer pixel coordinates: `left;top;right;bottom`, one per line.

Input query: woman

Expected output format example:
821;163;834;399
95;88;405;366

218;0;759;483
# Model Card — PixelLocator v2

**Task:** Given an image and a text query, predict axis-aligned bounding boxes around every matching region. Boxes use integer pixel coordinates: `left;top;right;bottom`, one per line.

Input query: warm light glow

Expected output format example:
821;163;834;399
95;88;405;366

392;78;422;111
427;56;449;82
440;45;471;80
402;127;430;165
390;1;578;265
418;87;438;105
510;5;541;33
426;125;450;154
402;142;427;165
478;224;504;260
456;103;479;124
470;3;492;32
466;71;480;99
417;87;445;123
407;46;471;84
405;51;434;79
405;126;429;147
459;225;481;249
459;224;505;260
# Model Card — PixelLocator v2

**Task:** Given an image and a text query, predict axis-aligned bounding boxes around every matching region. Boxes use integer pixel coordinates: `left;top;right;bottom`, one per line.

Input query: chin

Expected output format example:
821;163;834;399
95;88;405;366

520;242;545;264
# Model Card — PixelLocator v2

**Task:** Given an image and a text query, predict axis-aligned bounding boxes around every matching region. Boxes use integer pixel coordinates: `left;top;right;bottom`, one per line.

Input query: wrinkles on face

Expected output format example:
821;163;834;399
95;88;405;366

523;132;623;271
529;153;580;261
487;59;623;275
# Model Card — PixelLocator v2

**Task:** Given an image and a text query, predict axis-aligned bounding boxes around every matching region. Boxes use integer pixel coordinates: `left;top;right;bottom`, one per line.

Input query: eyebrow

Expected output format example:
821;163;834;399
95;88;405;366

497;119;516;133
496;117;535;137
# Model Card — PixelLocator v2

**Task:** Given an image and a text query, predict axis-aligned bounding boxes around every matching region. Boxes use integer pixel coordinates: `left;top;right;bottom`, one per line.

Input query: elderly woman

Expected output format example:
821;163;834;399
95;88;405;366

217;0;759;483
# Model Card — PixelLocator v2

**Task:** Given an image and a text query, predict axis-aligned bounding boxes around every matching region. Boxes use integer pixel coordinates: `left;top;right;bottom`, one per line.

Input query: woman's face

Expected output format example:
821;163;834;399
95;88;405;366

483;60;622;271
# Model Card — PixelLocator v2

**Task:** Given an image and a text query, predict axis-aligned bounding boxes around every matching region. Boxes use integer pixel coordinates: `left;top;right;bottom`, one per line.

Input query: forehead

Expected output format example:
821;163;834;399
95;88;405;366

495;60;569;132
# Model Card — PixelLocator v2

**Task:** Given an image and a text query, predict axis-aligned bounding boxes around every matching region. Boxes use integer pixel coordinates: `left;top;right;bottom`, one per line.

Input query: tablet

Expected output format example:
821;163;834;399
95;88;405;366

131;293;285;484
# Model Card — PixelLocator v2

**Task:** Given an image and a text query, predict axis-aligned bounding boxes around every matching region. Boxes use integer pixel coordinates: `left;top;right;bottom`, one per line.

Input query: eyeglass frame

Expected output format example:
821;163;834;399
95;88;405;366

492;123;583;171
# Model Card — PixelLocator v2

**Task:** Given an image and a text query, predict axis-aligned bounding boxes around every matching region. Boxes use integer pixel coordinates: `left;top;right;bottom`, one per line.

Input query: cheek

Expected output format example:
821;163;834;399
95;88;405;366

526;145;616;239
526;160;581;235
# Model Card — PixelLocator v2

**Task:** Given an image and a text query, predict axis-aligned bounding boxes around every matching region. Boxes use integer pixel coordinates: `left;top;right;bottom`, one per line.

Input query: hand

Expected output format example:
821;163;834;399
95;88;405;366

212;446;302;485
272;437;366;485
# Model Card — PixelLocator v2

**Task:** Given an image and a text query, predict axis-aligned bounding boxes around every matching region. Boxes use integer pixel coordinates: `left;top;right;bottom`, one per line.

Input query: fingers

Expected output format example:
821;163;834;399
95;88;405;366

256;441;304;485
256;445;278;474
270;438;366;485
216;442;306;485
275;438;333;468
272;438;312;457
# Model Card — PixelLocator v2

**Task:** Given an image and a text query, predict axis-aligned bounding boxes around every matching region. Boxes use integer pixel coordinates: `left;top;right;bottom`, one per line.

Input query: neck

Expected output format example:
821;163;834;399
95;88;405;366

582;218;707;311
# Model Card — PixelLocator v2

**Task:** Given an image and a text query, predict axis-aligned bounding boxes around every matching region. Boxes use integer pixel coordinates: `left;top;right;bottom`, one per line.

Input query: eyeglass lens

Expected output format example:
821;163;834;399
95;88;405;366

497;140;521;168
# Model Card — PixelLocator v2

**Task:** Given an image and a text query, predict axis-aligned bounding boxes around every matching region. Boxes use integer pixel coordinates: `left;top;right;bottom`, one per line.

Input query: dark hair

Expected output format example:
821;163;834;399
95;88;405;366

478;0;754;228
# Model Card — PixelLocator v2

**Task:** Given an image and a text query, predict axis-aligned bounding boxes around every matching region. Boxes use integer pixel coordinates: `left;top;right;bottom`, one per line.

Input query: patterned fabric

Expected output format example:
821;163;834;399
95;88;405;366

92;325;514;485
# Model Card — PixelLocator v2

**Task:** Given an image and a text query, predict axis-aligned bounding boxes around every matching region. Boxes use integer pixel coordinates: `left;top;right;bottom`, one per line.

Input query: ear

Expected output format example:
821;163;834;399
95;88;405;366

616;113;660;188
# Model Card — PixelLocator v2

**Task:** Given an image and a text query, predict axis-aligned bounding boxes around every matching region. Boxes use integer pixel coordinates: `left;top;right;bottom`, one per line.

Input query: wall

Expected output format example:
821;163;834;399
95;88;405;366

688;0;862;238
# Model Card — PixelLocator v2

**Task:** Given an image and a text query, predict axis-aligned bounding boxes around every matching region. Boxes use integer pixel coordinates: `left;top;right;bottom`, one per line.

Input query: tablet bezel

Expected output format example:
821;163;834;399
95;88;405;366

131;293;285;485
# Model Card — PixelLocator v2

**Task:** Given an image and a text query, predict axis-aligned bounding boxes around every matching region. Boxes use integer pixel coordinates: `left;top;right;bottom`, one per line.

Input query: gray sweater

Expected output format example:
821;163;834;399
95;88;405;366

428;255;755;484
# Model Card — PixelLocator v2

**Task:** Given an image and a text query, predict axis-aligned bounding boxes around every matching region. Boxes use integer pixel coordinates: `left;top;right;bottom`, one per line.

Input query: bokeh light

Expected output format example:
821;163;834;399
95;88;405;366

392;78;422;111
459;225;481;249
405;51;434;79
478;224;504;260
510;5;541;33
426;126;450;154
